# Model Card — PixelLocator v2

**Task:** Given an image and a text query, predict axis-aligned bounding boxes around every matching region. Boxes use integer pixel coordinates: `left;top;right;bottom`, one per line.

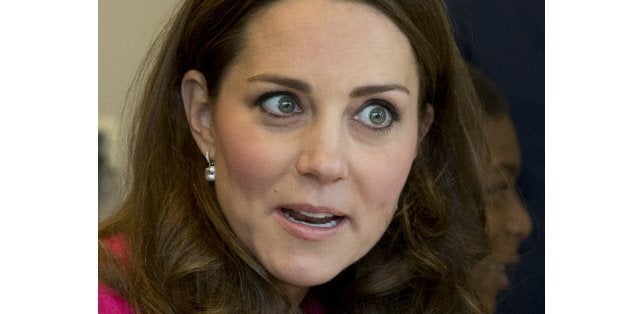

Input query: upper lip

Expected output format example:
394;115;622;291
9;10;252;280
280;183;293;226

277;203;346;217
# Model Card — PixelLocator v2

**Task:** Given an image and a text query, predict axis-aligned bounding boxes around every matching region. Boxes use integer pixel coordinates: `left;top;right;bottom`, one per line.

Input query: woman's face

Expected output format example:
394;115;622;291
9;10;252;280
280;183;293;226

472;117;532;312
183;0;430;301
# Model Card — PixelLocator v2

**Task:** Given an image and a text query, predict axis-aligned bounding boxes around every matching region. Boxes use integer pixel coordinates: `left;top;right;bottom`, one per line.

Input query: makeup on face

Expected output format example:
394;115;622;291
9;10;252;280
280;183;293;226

200;0;425;301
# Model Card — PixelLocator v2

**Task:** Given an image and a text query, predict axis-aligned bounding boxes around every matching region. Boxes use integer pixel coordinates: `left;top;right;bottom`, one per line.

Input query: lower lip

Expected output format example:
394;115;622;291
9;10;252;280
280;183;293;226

274;208;346;241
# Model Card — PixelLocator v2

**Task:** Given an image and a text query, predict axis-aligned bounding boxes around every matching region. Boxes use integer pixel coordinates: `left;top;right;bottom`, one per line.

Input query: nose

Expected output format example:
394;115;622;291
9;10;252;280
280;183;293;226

295;122;349;184
507;191;533;241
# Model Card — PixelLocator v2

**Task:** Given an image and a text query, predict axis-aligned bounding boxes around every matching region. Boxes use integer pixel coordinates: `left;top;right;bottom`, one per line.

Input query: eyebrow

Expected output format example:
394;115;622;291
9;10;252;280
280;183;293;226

247;74;311;93
350;84;410;97
247;74;410;97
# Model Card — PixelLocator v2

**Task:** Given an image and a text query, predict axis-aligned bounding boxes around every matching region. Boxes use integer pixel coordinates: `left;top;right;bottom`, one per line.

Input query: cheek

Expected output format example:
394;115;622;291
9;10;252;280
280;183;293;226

484;210;500;238
359;135;418;212
214;123;287;195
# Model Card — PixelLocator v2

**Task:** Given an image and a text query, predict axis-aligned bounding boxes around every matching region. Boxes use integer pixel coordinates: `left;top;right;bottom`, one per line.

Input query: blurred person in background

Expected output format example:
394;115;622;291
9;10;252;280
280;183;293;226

445;1;545;311
469;65;533;313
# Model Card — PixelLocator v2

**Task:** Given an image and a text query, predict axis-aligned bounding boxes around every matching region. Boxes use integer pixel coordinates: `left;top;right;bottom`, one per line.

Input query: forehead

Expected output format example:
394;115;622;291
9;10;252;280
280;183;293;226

234;0;418;87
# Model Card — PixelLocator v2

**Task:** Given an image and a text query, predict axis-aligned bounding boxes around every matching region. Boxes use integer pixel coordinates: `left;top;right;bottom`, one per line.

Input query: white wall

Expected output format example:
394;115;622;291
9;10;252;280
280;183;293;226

99;0;179;218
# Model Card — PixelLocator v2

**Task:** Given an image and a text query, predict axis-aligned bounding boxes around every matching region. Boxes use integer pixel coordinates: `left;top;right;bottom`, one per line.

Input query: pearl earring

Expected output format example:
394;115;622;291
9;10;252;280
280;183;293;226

205;152;215;182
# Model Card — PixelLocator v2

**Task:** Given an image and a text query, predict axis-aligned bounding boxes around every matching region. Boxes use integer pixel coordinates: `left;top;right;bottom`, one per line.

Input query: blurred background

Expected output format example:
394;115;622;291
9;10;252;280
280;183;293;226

99;0;178;220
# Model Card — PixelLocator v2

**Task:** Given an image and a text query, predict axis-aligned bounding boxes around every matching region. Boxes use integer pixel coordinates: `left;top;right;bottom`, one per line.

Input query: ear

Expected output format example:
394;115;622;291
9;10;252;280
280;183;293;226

181;70;215;157
418;103;434;143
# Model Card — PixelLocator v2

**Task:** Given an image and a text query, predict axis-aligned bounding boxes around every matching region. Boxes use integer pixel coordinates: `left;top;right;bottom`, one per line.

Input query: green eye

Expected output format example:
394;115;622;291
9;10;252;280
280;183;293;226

261;94;302;116
355;102;393;128
277;96;296;113
368;107;388;125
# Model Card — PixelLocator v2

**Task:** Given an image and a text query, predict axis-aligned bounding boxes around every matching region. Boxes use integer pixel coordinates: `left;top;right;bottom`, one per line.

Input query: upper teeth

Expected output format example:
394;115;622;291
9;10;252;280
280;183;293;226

297;210;334;218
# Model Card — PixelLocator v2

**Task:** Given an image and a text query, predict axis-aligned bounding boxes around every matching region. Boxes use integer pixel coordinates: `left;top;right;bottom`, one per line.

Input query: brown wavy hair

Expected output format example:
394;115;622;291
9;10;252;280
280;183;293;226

99;0;488;312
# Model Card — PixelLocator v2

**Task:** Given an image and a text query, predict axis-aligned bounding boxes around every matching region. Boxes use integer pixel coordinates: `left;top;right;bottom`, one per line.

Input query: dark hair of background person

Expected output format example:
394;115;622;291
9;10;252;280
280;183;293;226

98;0;490;312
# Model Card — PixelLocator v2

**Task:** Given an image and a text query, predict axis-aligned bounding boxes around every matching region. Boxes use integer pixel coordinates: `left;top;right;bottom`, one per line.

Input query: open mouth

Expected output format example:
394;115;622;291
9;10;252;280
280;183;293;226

280;208;343;228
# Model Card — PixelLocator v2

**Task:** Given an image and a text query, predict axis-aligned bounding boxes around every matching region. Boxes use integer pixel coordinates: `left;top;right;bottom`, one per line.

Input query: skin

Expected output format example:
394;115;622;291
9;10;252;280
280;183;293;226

472;117;533;313
182;0;433;304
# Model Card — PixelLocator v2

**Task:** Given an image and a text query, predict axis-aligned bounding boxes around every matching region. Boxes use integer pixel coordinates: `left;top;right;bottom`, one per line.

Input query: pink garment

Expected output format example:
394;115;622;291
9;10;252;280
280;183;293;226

99;236;134;313
99;283;134;314
101;235;128;266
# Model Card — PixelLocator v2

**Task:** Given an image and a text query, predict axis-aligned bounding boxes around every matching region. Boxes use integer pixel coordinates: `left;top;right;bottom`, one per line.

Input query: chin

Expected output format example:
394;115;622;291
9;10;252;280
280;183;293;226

477;289;497;314
259;232;368;293
471;262;507;313
274;264;341;289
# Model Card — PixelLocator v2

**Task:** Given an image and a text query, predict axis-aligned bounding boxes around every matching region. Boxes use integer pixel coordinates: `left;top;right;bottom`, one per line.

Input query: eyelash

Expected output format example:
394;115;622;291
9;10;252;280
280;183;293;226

254;91;401;132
